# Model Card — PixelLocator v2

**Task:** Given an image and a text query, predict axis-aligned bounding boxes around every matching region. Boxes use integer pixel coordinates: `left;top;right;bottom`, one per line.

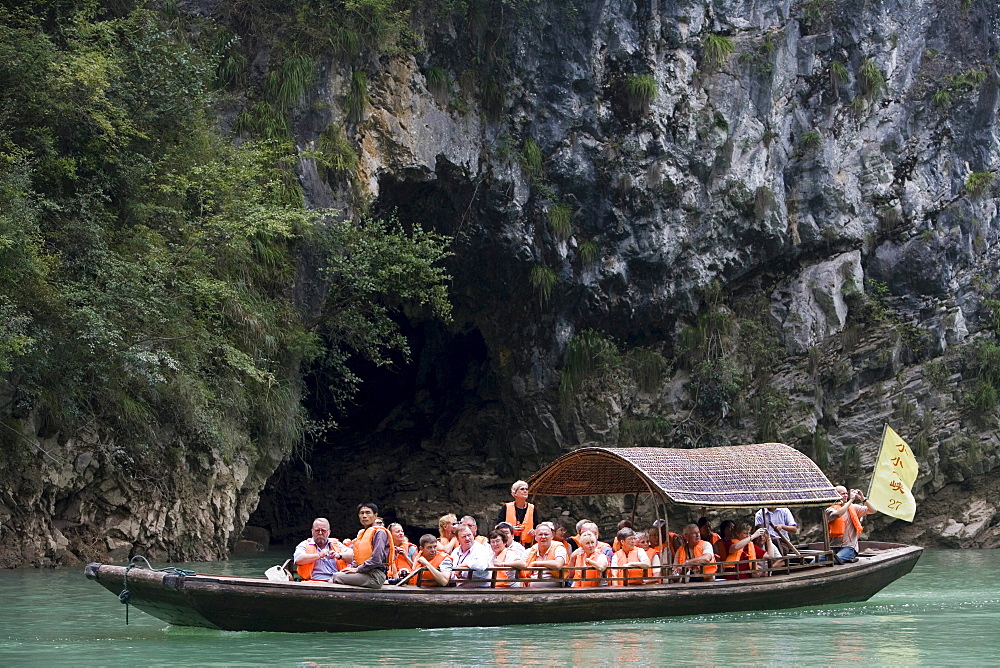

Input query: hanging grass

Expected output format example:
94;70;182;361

625;347;671;393
315;124;358;184
267;52;314;110
965;171;994;198
563;331;621;389
233;101;289;139
548;202;573;240
481;77;506;119
578;240;599;264
702;33;735;70
530;264;558;304
520;136;543;180
624;74;657;113
859;58;885;100
800;130;822;150
330;27;361;61
426;66;448;96
346;69;369;123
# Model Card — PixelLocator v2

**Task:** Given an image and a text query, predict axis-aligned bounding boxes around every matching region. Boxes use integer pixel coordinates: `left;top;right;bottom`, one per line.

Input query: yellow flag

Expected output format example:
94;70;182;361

867;425;918;521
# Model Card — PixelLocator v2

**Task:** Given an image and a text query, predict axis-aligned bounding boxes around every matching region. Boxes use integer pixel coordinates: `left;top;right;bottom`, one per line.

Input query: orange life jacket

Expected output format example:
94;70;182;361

296;542;344;580
392;541;414;576
416;551;449;587
504;502;535;545
522;542;563;581
829;504;863;538
676;540;718;575
492;547;517;587
352;525;393;571
612;547;646;586
569;550;603;587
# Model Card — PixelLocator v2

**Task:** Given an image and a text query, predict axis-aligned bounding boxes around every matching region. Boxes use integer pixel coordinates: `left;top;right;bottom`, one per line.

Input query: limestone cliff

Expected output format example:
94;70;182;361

6;0;1000;566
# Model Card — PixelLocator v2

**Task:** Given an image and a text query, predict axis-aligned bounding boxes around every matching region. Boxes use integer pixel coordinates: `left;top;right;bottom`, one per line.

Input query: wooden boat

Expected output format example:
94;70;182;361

85;444;923;633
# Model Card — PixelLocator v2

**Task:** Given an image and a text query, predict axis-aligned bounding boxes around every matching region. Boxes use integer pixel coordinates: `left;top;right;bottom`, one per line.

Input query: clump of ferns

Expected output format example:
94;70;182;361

701;33;735;71
624;74;657;114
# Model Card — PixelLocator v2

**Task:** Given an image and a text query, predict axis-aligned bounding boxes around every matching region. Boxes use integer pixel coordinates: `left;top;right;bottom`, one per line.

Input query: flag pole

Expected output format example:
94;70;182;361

867;423;889;499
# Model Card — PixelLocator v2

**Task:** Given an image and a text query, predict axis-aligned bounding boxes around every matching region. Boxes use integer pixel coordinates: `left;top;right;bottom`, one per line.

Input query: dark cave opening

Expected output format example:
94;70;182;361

249;167;504;545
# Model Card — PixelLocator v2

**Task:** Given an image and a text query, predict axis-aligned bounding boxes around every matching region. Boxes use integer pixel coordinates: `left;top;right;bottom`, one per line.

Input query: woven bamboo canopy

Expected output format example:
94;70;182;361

526;444;841;507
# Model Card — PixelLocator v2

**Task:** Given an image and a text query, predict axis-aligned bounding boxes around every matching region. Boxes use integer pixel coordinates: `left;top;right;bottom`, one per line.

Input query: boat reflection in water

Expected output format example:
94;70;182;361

86;444;922;633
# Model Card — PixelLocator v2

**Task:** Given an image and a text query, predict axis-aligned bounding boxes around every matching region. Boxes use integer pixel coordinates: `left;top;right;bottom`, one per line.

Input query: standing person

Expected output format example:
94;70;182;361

460;515;488;545
697;517;721;545
293;517;350;582
331;503;391;589
449;523;493;587
754;507;798;551
497;480;535;546
826;485;877;563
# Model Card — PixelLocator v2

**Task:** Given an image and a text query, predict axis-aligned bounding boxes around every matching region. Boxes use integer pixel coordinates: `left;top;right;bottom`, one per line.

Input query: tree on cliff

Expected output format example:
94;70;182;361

0;3;451;470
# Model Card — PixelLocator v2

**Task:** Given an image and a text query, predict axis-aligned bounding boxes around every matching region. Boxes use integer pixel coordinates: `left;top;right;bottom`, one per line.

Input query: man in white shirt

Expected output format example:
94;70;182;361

450;523;494;587
753;507;798;552
495;522;527;559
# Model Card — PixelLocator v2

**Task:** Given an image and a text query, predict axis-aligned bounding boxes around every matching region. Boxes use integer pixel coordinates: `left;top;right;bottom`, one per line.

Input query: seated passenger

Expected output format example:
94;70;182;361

413;534;453;587
495;521;527;559
388;522;416;578
450;523;493;588
437;513;458;554
293;517;350;582
697;517;721;546
568;530;607;587
751;524;785;575
612;519;634;551
552;521;572;558
514;522;566;587
460;515;488;545
721;523;766;580
635;531;661;582
611;527;651;586
714;519;736;560
579;521;614;562
671;523;718;582
489;529;519;586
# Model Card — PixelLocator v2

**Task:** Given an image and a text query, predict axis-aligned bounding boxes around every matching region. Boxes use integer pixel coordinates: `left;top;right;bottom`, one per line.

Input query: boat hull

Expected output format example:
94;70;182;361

85;542;922;633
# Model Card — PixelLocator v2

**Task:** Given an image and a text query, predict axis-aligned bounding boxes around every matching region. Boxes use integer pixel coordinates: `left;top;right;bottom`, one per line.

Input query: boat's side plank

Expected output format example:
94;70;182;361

86;545;922;633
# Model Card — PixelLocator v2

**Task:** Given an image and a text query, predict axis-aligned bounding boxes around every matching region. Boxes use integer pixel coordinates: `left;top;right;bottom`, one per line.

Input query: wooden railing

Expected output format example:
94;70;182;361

402;549;836;588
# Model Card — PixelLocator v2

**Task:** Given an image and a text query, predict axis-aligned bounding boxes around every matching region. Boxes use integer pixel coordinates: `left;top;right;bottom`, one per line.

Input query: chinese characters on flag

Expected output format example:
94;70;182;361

868;425;919;521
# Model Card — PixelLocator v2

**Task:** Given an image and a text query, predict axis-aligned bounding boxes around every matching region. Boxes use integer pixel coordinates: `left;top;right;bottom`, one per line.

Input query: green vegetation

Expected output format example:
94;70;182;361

0;5;451;469
702;33;735;70
934;69;987;111
578;240;599;265
859;58;886;100
624;74;657;113
426;65;448;96
965;171;994;198
829;61;849;96
962;339;1000;416
346;69;370;123
313;124;359;185
267;51;314;110
520;137;543;181
530;265;558;304
800;130;822;150
548;202;573;240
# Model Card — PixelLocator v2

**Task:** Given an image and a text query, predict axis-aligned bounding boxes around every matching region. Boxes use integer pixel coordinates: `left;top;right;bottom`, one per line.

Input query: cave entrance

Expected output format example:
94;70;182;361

249;168;502;545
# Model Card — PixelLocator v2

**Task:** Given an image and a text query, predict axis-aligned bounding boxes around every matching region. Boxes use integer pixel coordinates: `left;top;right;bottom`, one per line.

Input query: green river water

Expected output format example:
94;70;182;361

1;549;997;666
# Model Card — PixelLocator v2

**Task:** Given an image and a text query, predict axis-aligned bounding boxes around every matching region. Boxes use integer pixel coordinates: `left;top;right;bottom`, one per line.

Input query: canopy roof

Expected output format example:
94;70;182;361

526;444;841;507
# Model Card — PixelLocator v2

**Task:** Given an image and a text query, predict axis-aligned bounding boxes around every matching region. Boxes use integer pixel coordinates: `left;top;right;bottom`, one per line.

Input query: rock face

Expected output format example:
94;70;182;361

8;0;1000;565
259;0;1000;546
